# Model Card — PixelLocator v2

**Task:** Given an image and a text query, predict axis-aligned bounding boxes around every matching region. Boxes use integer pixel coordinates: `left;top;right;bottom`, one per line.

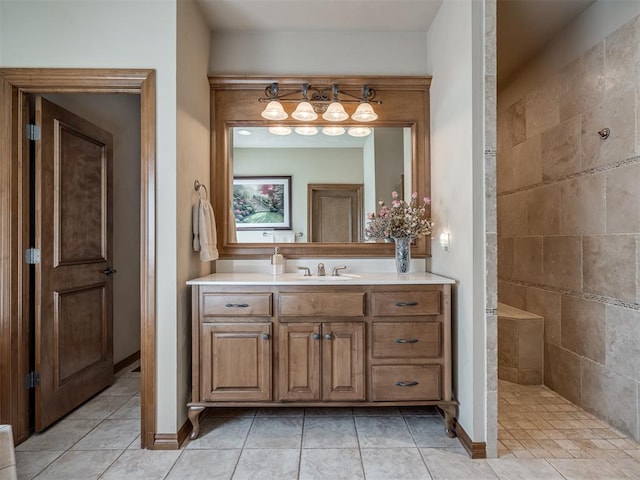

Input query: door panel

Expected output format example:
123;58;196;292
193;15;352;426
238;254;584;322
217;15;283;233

322;322;365;401
278;323;320;401
308;184;363;242
35;97;114;431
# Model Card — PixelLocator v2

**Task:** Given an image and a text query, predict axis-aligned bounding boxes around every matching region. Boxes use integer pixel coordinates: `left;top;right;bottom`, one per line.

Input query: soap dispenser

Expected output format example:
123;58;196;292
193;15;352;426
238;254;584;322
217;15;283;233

271;247;284;275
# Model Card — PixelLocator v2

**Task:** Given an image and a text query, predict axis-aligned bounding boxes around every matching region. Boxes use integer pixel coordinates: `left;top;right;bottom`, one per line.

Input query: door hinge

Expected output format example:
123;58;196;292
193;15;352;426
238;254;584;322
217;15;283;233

24;247;41;265
25;124;41;141
24;371;40;389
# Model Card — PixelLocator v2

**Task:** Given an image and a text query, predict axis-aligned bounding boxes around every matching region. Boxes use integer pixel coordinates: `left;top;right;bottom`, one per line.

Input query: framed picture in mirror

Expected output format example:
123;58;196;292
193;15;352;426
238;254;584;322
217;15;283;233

232;176;292;230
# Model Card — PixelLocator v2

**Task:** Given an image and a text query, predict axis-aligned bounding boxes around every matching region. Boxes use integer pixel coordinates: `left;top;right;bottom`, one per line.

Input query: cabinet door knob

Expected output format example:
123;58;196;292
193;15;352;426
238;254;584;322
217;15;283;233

395;381;419;387
395;301;418;307
312;333;321;340
324;333;332;340
395;338;419;344
262;333;270;340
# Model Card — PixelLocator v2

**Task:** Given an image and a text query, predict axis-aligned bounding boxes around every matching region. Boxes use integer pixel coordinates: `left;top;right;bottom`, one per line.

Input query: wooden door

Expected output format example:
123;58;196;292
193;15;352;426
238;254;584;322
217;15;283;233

201;323;271;401
308;184;363;242
322;322;365;401
278;323;321;401
34;97;114;431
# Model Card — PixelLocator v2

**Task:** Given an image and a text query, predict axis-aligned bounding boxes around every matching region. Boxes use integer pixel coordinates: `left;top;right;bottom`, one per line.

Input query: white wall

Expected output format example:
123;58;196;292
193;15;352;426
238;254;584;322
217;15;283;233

234;147;363;240
43;94;142;366
176;0;211;432
428;0;487;442
0;0;180;433
209;31;428;75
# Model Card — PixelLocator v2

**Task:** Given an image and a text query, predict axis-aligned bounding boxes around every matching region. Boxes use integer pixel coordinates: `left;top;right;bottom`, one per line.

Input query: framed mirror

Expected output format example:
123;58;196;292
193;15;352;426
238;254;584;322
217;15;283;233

209;76;431;258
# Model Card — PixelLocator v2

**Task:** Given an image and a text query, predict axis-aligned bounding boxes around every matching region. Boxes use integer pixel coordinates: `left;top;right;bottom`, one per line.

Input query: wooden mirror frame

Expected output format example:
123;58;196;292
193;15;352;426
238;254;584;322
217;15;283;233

209;75;431;258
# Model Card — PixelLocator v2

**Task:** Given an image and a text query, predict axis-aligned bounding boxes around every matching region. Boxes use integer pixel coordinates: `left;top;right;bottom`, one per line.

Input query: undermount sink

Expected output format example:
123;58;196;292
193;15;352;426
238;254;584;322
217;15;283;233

281;273;360;281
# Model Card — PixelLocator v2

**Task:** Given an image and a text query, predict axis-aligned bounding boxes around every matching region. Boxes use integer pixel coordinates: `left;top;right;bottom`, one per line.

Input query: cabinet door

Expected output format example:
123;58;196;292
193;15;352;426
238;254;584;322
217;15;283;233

322;322;365;401
201;323;271;401
278;323;321;401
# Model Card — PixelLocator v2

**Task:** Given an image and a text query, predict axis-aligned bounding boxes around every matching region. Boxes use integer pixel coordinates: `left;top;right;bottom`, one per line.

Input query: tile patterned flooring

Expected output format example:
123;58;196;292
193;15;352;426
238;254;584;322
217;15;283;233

12;364;640;479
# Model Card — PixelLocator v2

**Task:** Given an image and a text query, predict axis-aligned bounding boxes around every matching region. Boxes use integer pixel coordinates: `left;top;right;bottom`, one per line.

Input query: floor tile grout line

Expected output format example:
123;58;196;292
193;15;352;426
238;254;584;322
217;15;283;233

228;410;257;478
351;415;367;479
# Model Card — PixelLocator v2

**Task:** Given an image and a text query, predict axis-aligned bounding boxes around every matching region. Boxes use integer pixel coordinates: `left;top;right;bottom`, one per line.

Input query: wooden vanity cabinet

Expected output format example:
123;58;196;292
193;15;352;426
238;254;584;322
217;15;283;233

188;282;456;440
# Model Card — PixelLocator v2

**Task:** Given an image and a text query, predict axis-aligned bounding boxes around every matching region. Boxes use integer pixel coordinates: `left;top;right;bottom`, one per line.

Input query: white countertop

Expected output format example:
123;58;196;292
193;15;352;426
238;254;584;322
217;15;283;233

187;272;456;286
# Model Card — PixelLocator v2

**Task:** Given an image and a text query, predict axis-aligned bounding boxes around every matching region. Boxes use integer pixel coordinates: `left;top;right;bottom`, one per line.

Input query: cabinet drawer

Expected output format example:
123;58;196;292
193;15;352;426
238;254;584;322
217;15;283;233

279;293;365;317
202;293;272;317
371;291;440;316
372;322;441;358
371;365;441;401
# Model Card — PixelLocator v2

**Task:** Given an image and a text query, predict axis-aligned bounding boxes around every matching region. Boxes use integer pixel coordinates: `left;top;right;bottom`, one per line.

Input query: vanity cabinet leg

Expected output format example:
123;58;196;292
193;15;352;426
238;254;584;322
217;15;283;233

439;404;457;438
188;406;206;440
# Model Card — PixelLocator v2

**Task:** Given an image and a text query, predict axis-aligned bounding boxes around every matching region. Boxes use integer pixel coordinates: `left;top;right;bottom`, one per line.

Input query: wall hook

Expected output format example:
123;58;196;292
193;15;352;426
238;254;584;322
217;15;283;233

598;128;610;139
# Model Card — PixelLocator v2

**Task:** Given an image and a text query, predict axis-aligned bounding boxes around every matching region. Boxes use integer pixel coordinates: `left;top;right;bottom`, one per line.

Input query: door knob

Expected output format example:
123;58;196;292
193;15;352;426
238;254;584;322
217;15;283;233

103;266;117;276
312;333;321;340
324;333;332;340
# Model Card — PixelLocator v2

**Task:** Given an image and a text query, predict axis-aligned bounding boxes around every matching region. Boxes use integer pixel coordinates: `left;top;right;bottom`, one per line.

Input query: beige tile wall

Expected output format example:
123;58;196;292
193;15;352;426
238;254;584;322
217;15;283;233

497;13;640;442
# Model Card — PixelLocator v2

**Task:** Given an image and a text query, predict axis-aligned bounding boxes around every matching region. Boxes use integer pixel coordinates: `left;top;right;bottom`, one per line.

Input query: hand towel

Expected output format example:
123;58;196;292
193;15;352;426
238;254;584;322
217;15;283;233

192;198;219;262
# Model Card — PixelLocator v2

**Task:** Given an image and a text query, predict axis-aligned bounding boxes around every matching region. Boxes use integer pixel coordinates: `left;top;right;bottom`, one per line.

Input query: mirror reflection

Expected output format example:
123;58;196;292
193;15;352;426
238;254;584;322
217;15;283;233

231;126;412;243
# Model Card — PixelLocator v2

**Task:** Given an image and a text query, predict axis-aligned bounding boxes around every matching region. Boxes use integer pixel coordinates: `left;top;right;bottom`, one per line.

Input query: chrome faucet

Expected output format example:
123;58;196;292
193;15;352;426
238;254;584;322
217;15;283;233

317;263;326;276
297;266;312;277
331;265;347;276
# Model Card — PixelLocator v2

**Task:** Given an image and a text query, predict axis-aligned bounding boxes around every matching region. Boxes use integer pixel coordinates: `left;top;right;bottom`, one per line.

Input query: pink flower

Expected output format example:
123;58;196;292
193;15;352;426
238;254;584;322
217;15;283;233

424;197;431;205
411;192;418;199
391;191;398;198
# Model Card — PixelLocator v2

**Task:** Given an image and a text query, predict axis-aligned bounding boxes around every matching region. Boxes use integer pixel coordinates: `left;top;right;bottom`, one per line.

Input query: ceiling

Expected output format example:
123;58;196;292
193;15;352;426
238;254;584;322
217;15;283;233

196;0;597;86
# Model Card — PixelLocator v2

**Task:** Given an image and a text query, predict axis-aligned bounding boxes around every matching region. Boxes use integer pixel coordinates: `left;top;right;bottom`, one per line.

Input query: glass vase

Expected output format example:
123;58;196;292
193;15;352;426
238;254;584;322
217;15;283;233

393;236;412;274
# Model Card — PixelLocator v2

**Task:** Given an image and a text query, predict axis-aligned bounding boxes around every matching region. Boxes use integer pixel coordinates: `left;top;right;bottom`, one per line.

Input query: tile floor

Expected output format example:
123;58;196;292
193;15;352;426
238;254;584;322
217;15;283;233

12;364;640;479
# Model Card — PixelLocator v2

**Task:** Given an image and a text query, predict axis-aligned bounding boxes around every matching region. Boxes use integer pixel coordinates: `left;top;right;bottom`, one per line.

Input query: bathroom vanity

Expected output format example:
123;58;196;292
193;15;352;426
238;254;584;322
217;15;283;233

186;272;457;439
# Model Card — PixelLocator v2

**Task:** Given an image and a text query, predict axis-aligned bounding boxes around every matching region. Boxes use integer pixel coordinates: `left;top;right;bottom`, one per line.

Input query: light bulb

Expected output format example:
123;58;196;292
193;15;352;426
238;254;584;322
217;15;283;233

261;101;288;120
294;126;318;136
268;126;292;135
291;101;318;121
322;126;346;136
322;102;349;122
351;102;378;122
347;126;371;137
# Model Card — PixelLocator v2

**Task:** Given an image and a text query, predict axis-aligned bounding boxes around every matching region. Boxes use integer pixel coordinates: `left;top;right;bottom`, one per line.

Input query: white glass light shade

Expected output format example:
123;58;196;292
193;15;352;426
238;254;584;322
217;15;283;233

322;102;349;122
347;126;371;137
291;101;318;121
351;102;378;122
322;126;346;136
261;101;288;120
294;126;318;136
268;126;293;136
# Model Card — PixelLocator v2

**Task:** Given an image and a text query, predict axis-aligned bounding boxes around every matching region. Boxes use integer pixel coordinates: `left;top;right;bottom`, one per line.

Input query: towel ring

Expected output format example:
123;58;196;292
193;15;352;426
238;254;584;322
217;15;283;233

194;180;208;199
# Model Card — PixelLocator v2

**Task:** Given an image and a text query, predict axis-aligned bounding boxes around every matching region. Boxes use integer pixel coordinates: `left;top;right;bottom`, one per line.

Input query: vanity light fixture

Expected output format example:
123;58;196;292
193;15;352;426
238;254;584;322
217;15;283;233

259;82;381;122
347;126;371;137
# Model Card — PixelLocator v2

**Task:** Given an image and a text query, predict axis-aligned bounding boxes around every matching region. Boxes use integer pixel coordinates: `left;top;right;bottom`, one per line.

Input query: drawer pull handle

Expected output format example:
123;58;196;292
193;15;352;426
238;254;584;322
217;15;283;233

395;338;419;344
395;301;418;307
262;333;270;340
225;303;249;308
395;381;419;387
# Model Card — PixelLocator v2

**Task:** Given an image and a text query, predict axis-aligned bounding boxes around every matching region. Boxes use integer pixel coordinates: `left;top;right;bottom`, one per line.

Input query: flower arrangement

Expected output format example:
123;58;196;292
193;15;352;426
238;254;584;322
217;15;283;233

365;191;433;239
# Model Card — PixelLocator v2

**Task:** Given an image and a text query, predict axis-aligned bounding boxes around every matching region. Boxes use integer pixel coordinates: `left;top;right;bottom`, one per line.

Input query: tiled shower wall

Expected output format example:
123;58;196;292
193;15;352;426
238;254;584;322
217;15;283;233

497;14;640;441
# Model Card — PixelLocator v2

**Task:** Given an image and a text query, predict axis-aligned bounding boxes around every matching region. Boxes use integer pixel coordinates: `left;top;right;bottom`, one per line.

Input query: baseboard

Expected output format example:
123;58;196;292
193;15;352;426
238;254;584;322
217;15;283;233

452;419;487;459
113;350;140;374
152;420;192;450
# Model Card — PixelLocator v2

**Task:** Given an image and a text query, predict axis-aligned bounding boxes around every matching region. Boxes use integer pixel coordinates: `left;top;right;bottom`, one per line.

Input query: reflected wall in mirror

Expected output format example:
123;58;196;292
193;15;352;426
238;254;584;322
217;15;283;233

231;126;412;243
209;76;431;258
